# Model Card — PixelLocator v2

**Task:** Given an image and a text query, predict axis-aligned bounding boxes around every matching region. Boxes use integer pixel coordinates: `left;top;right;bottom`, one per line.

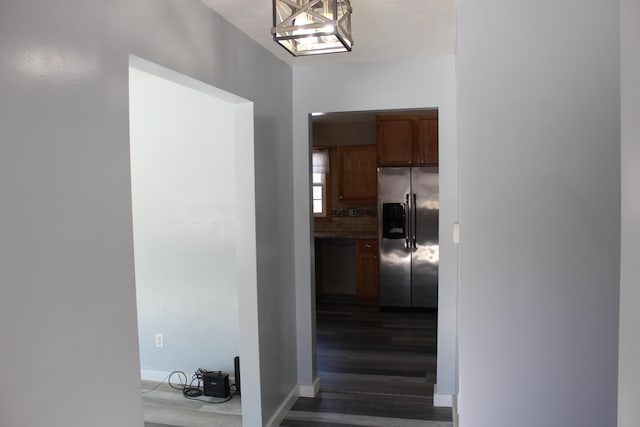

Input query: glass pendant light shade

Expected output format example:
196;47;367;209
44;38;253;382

272;0;353;56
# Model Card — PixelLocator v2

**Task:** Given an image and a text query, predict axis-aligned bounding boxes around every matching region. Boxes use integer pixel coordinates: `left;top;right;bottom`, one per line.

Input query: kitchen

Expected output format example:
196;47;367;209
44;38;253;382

305;108;450;423
312;109;439;308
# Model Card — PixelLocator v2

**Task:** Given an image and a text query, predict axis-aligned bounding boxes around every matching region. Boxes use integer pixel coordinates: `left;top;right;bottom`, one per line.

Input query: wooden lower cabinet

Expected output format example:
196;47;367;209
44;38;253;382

357;239;379;300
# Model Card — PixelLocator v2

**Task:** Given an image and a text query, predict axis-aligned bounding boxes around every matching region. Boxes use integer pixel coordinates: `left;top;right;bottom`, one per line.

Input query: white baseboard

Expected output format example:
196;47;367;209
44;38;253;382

434;393;453;407
298;377;320;398
265;385;299;427
433;383;453;407
452;394;459;427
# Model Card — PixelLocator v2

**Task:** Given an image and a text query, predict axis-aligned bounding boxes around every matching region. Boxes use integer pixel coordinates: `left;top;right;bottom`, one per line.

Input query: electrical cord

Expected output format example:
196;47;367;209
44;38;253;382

183;393;233;404
141;370;190;394
179;370;203;397
142;369;235;404
141;371;173;394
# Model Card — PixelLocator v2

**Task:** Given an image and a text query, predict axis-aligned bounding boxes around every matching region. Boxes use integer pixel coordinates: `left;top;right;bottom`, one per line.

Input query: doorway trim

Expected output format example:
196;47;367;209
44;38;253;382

128;55;262;424
291;56;459;405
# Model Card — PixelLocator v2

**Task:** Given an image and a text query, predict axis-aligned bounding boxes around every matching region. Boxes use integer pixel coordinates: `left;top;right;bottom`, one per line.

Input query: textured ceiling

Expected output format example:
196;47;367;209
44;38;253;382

200;0;457;66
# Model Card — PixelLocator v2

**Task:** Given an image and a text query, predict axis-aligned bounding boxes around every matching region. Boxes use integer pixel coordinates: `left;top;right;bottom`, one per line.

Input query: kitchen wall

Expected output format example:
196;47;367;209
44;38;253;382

0;1;294;426
619;0;640;426
313;120;376;147
457;1;619;426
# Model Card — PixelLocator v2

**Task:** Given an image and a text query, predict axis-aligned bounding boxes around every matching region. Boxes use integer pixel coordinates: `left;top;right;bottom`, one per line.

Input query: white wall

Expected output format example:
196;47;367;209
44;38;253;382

130;67;241;375
456;1;620;426
292;56;459;396
0;1;294;426
618;0;640;426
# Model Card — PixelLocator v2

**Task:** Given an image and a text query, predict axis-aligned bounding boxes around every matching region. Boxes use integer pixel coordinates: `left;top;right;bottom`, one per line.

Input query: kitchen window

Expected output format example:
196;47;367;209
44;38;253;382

312;148;330;218
312;173;327;216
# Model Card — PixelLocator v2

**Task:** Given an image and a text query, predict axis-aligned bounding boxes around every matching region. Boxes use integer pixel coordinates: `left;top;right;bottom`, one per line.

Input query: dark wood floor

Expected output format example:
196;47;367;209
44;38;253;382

280;297;453;426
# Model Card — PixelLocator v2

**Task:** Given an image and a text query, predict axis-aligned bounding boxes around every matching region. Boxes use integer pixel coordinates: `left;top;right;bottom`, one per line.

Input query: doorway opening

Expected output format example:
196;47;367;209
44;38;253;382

305;109;452;424
128;55;259;426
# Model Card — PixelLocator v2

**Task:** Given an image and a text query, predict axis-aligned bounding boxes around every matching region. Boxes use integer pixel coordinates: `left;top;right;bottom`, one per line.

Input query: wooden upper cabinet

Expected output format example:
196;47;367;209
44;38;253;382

376;119;414;166
338;145;377;202
414;117;439;165
376;112;439;166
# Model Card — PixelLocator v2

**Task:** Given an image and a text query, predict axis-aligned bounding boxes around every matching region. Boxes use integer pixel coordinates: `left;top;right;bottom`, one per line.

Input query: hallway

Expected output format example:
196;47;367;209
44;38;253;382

281;298;453;426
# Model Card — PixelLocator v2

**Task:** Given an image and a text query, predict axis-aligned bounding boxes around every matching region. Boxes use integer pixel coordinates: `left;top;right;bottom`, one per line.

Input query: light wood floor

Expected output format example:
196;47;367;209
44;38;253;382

142;380;241;427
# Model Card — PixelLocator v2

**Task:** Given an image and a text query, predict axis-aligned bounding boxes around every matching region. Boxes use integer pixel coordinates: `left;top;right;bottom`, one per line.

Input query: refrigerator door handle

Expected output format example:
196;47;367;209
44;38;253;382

412;193;417;249
405;193;411;249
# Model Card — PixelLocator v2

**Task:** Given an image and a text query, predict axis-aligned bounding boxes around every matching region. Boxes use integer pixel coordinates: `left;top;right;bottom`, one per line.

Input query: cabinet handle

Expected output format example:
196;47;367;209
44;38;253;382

339;194;343;199
420;160;425;165
365;244;372;249
373;256;377;259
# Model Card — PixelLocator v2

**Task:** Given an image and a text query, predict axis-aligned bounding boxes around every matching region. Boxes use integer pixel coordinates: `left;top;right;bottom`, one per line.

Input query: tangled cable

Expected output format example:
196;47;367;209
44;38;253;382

142;370;233;404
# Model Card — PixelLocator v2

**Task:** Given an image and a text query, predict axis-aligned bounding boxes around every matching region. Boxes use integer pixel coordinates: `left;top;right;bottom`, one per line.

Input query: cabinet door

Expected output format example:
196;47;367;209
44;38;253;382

376;118;414;166
414;118;439;165
357;239;378;299
338;145;377;201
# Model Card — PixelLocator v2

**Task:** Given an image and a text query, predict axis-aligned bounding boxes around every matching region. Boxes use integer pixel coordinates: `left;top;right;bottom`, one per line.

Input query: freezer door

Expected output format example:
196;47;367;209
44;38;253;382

378;168;412;307
411;167;439;308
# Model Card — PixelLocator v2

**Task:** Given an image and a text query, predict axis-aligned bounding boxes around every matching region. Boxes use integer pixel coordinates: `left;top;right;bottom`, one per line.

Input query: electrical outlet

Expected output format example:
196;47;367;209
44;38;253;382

155;333;164;348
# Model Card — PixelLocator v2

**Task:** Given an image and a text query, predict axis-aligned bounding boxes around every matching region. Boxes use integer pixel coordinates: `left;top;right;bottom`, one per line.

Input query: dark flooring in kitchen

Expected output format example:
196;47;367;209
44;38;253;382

280;296;453;427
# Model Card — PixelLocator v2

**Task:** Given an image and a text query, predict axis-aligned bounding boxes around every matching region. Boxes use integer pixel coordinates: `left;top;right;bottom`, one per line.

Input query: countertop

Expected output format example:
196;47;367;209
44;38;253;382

314;231;378;240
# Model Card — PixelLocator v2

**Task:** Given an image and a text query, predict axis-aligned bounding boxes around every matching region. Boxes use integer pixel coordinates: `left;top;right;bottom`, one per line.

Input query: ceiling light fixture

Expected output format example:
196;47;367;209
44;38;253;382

272;0;353;57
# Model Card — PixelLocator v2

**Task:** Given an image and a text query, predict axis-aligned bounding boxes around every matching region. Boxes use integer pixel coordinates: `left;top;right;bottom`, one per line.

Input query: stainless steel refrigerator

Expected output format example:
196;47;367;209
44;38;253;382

378;167;439;307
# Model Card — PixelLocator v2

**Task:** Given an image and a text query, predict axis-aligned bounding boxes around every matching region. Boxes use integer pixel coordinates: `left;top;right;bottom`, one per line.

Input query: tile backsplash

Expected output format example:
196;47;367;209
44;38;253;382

314;214;377;234
315;203;377;234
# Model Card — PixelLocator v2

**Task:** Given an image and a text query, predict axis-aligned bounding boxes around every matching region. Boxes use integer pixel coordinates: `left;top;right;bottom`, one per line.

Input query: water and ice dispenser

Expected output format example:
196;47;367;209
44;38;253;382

382;203;406;239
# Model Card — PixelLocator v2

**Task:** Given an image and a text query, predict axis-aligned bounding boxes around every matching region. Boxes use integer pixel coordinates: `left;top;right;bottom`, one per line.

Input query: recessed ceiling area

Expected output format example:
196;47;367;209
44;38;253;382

200;0;457;66
310;108;436;124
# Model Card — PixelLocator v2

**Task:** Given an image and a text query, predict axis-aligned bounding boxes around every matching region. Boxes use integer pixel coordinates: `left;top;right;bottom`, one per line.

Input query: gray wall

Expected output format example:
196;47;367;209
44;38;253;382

0;1;294;426
292;56;459;396
456;1;620;426
619;0;640;426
